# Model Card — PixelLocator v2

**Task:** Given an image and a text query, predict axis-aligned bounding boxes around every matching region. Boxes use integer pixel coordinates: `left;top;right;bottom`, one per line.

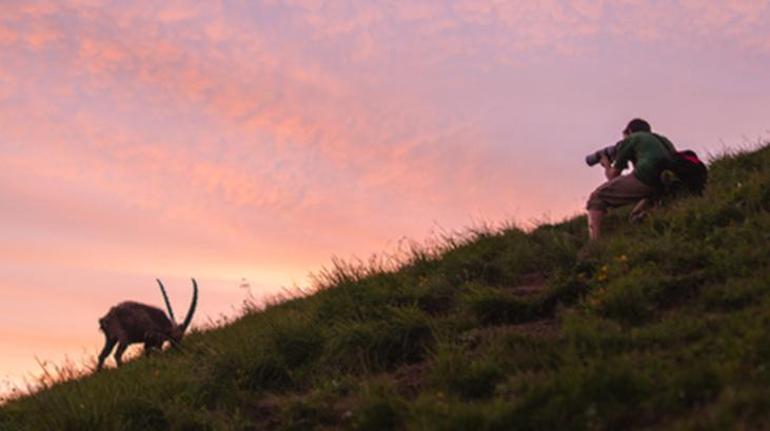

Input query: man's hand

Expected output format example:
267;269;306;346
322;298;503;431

599;154;611;168
601;155;621;180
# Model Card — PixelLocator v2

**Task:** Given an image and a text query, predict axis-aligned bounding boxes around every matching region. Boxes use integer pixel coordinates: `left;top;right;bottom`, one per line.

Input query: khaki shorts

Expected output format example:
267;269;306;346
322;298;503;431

586;174;655;212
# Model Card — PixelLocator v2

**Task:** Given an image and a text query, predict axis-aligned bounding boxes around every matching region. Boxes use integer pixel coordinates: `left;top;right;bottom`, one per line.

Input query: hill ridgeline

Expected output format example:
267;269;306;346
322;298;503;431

2;144;770;430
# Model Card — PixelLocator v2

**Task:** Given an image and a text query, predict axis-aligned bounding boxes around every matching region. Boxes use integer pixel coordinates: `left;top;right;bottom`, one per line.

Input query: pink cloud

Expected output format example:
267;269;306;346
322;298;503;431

77;38;131;74
2;0;769;271
0;24;17;44
17;1;60;16
24;22;61;47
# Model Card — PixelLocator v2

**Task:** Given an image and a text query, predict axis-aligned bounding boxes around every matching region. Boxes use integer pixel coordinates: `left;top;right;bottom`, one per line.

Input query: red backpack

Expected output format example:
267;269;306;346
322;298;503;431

669;150;708;195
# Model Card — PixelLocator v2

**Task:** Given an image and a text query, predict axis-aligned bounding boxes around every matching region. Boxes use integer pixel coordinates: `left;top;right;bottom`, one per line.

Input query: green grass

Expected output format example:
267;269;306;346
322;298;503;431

2;144;770;430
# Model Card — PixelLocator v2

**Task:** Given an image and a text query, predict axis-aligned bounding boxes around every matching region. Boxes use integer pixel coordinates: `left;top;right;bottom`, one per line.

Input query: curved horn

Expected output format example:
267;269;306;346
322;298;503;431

179;278;198;333
156;279;177;323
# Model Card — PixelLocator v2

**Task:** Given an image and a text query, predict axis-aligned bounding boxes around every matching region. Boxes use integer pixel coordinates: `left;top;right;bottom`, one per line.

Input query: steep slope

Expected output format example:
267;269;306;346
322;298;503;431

2;144;769;430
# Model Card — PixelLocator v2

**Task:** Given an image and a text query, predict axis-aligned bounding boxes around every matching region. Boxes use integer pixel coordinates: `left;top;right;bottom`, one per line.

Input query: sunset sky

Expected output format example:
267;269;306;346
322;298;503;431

1;0;769;391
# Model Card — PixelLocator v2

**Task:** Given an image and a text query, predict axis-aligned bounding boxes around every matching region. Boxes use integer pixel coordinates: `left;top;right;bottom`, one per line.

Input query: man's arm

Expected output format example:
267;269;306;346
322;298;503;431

608;138;634;180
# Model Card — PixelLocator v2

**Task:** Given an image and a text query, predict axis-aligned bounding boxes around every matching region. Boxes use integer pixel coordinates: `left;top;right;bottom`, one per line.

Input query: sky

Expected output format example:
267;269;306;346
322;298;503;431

1;0;769;392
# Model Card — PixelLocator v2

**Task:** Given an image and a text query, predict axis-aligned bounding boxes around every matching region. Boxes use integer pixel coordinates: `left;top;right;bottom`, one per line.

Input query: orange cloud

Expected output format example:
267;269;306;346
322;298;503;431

0;24;17;44
24;22;60;47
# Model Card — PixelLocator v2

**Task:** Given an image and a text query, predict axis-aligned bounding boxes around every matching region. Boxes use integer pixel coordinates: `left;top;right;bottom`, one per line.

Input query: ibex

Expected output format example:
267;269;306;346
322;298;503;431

97;278;198;370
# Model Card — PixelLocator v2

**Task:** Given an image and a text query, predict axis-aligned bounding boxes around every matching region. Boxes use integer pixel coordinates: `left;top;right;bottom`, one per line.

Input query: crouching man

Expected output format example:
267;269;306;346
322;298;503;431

586;118;676;240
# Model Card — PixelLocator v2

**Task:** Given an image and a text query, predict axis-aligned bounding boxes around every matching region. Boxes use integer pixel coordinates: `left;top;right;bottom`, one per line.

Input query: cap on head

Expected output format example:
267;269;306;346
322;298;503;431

623;118;651;135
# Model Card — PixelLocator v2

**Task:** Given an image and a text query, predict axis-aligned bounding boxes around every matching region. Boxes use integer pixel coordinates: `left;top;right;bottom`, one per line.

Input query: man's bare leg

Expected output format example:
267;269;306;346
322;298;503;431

588;209;605;241
630;198;652;223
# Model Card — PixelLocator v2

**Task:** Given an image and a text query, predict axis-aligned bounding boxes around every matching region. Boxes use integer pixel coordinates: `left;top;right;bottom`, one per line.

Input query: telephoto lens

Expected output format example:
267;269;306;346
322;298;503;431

585;151;602;166
585;145;618;166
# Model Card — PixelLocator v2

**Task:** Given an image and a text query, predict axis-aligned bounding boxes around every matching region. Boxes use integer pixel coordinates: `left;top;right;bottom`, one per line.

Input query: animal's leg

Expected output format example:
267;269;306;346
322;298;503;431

97;337;117;370
114;339;129;367
143;339;161;356
143;331;166;355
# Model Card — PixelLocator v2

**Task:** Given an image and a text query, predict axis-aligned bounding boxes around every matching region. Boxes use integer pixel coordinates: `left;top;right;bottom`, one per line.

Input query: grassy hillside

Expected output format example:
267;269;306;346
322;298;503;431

2;144;769;430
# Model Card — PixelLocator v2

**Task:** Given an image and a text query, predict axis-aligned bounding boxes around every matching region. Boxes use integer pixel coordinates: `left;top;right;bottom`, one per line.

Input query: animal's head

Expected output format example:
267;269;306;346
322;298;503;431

157;278;199;343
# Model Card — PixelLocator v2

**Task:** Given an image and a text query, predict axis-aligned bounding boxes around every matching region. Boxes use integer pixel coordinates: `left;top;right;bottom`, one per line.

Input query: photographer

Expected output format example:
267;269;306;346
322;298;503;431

586;118;676;240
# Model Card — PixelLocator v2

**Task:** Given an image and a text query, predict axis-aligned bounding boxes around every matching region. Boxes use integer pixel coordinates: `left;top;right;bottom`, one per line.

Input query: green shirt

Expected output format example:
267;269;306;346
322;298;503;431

613;132;676;187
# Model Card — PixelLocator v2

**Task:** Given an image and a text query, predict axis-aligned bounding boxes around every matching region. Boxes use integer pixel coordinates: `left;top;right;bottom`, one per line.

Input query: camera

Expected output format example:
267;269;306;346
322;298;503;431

585;144;619;166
